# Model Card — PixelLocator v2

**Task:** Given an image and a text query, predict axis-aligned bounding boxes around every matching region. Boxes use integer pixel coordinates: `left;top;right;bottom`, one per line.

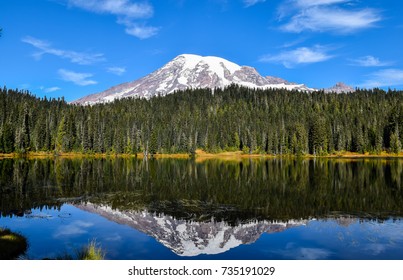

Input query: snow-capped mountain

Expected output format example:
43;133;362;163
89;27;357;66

76;202;307;256
72;54;313;105
324;82;354;93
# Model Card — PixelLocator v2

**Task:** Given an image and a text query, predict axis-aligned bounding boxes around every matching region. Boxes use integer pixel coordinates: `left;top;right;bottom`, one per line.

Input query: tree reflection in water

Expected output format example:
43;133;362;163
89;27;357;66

1;158;402;222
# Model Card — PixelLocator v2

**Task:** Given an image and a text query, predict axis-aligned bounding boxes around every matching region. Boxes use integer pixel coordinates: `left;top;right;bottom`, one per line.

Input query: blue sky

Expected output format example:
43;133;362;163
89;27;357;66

1;0;403;101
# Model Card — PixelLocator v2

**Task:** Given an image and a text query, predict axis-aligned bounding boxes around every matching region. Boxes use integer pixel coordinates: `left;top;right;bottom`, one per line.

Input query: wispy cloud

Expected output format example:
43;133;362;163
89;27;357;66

58;69;97;86
275;243;333;259
260;45;333;68
54;220;94;238
280;37;307;48
107;66;126;75
22;36;105;65
282;7;381;33
279;0;381;33
66;0;158;39
360;69;403;88
350;56;392;67
67;0;153;18
19;84;31;90
243;0;266;7
125;24;159;39
295;0;349;7
40;86;62;93
105;233;122;241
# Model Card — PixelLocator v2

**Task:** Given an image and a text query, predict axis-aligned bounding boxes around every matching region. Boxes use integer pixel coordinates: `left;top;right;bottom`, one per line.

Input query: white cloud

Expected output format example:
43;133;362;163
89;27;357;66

243;0;266;7
280;37;307;48
53;220;94;238
298;248;333;259
22;36;104;65
279;0;381;33
67;0;153;18
259;45;333;68
105;233;122;241
296;0;349;7
125;24;159;39
107;66;126;75
43;86;61;93
67;0;158;39
360;69;403;88
365;244;387;256
276;243;333;259
58;69;97;86
350;56;392;67
282;7;381;33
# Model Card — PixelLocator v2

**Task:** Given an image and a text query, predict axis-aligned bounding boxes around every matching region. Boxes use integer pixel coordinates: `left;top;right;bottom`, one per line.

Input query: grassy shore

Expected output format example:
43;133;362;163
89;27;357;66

77;241;105;260
0;228;28;260
1;149;402;160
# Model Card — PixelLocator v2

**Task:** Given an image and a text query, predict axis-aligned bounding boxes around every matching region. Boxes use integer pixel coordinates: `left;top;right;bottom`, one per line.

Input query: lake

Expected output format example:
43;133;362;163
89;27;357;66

1;157;402;260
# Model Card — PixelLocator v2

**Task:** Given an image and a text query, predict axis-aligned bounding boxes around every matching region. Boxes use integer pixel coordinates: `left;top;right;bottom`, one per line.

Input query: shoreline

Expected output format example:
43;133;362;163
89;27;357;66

1;150;402;160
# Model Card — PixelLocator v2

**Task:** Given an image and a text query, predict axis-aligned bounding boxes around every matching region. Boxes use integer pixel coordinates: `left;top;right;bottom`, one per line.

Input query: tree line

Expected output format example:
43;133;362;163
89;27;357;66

0;85;402;155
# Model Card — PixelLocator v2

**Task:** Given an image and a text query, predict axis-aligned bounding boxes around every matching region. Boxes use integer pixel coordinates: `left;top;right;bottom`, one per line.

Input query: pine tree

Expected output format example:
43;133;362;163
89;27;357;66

309;117;328;155
149;129;158;156
1;122;14;153
19;104;31;153
234;131;240;151
0;86;402;156
56;116;67;153
390;126;402;154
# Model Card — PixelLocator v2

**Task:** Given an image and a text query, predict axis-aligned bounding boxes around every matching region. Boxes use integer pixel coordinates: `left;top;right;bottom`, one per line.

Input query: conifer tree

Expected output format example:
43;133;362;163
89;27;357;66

56;116;66;153
390;126;402;154
149;129;158;156
0;86;401;156
19;104;31;153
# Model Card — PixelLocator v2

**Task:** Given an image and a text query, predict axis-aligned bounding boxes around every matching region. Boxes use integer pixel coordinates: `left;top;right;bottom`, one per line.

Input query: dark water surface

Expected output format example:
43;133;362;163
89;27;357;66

0;157;402;259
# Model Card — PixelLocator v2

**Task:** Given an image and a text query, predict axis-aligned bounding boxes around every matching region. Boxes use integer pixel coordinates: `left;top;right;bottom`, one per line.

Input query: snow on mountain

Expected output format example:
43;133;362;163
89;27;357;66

72;54;313;105
76;202;307;256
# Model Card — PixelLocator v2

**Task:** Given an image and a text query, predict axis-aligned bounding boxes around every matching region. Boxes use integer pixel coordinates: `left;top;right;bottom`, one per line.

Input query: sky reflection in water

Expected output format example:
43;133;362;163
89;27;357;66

1;157;402;259
1;204;403;260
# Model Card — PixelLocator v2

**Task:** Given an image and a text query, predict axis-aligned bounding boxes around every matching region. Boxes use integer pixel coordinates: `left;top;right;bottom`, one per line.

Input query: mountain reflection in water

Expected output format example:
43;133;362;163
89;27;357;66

0;157;402;259
77;202;307;256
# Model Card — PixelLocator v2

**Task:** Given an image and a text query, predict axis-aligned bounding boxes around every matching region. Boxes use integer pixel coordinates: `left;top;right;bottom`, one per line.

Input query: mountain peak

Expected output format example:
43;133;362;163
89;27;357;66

72;54;312;105
325;82;354;93
173;54;243;75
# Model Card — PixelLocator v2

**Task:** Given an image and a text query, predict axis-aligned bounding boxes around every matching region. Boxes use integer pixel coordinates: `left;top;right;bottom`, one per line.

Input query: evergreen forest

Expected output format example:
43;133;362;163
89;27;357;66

0;85;402;156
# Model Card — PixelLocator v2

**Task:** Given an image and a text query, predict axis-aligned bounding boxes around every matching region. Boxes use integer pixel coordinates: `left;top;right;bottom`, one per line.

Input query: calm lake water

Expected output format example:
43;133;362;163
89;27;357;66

1;157;402;260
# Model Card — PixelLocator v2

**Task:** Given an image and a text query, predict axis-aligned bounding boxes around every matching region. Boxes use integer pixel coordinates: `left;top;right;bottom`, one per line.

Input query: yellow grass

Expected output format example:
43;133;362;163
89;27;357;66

319;151;403;158
0;153;15;158
1;150;402;160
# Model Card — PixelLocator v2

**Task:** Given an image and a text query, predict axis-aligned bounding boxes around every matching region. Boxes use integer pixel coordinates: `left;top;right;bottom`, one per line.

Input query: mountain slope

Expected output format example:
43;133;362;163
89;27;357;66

72;54;312;105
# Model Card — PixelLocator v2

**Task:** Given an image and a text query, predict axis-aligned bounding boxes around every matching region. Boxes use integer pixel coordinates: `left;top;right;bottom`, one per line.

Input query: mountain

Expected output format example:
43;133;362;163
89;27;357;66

265;76;296;85
76;202;307;256
324;82;354;93
72;54;313;105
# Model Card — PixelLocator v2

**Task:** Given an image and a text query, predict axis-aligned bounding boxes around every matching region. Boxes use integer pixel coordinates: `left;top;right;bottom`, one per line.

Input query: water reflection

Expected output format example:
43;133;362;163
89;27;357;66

0;157;402;259
1;158;402;220
77;202;307;256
